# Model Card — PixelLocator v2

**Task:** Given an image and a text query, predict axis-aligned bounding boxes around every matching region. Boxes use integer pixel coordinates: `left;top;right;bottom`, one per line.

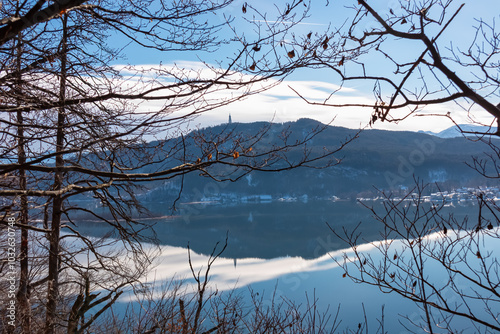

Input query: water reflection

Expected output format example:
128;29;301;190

77;200;477;259
83;199;491;332
115;227;497;333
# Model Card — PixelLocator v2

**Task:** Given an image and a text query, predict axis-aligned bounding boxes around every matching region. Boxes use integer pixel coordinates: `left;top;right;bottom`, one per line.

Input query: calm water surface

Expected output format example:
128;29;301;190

78;200;486;332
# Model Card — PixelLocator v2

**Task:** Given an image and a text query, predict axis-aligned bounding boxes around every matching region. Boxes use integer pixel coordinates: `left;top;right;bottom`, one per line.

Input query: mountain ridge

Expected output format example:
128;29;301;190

419;124;498;138
139;118;499;202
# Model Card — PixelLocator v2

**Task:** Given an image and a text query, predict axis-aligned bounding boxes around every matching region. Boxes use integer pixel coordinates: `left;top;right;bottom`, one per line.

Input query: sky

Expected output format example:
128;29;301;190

113;0;500;133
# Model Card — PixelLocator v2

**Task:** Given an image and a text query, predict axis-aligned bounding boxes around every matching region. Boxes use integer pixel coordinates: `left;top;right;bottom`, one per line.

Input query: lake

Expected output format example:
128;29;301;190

76;199;492;332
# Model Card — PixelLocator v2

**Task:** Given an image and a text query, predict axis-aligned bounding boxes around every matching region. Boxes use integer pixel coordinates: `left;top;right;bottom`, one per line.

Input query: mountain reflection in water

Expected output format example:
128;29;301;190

77;200;477;259
77;200;492;332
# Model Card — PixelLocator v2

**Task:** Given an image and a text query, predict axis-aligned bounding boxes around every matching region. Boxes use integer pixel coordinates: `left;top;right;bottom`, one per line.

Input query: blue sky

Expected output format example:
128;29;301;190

112;0;500;133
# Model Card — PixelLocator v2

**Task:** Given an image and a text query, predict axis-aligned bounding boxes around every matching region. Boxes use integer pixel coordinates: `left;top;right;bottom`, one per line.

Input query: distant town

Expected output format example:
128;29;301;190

193;185;500;206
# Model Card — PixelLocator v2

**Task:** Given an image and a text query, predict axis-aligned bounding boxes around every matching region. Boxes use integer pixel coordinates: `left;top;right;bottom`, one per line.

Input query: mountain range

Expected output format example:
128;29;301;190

139;119;499;203
420;124;498;138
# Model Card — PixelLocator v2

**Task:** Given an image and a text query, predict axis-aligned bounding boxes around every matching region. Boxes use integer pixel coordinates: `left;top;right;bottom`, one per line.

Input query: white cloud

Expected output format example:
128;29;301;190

114;62;497;134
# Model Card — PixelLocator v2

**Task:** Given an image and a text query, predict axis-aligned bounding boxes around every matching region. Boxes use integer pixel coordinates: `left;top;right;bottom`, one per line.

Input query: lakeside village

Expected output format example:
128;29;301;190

193;185;500;206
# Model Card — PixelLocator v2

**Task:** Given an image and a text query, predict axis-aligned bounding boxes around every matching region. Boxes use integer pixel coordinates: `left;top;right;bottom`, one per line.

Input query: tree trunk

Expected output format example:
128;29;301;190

16;31;31;332
45;14;68;334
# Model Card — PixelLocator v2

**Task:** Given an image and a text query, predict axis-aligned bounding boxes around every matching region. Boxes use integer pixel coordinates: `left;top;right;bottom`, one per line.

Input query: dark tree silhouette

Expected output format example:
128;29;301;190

283;1;500;332
287;0;499;133
0;1;354;333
